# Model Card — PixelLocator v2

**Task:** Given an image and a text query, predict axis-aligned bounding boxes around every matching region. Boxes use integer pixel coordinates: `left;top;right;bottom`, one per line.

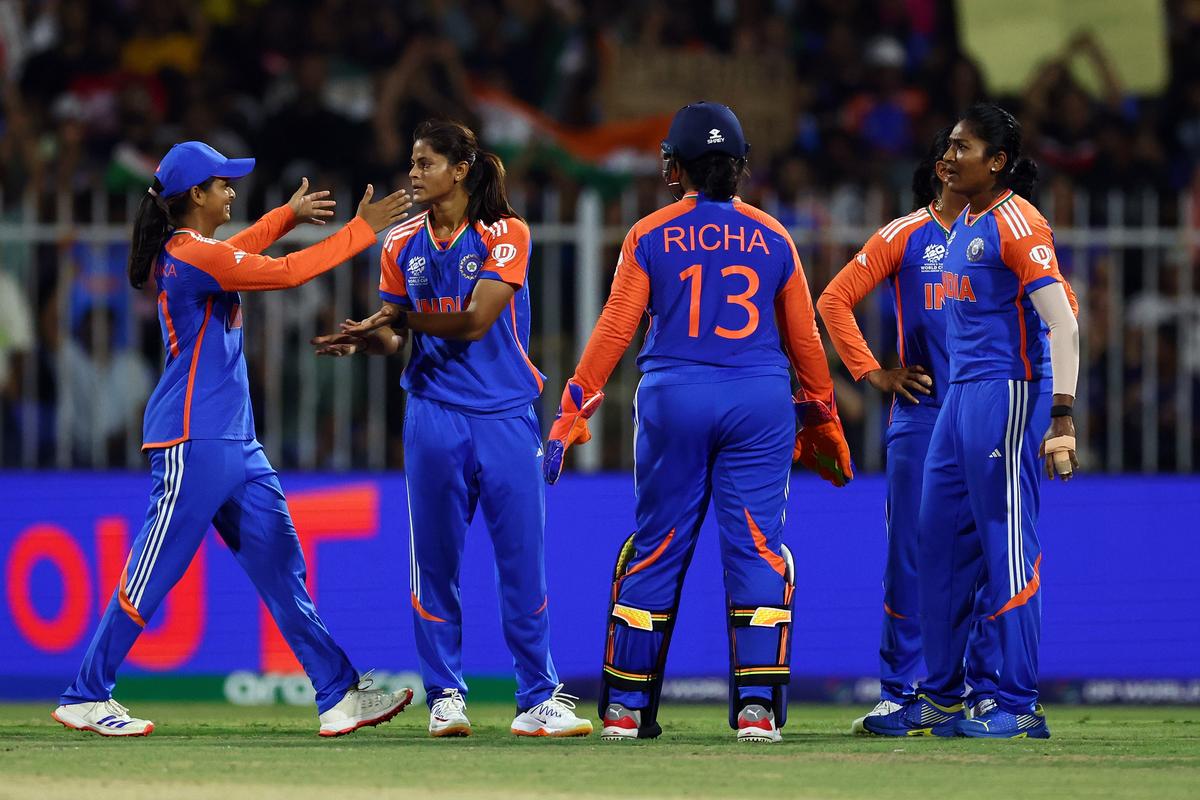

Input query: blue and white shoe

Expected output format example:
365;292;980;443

861;694;964;737
955;704;1050;739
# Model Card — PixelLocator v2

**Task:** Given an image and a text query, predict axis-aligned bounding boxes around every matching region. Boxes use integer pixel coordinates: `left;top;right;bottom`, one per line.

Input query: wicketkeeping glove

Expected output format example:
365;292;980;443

793;396;854;487
543;380;605;485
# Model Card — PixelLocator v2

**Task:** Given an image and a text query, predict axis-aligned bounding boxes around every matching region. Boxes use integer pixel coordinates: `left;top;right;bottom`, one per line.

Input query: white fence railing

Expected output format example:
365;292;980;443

1;185;1197;473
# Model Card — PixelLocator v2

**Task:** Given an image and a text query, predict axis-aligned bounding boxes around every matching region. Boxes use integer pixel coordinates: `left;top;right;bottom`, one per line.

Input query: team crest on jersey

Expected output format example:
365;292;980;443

459;253;481;279
407;256;428;286
966;237;985;262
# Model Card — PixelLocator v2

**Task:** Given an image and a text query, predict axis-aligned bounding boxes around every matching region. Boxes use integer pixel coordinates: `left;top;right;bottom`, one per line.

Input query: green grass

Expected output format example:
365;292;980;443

0;702;1197;800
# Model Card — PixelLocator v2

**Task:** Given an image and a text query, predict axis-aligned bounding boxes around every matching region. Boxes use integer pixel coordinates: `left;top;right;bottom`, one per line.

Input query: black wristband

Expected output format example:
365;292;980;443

1050;404;1073;418
394;309;409;330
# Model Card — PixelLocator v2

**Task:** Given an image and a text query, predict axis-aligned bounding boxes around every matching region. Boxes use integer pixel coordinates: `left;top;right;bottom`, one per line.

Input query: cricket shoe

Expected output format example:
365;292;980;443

319;672;414;737
511;684;593;737
429;688;472;737
52;699;154;737
955;704;1050;739
736;704;782;743
851;699;903;735
601;703;641;740
861;694;963;737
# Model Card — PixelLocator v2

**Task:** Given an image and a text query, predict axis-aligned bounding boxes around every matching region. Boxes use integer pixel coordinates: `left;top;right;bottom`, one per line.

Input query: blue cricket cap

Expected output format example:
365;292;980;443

154;141;255;198
662;101;749;162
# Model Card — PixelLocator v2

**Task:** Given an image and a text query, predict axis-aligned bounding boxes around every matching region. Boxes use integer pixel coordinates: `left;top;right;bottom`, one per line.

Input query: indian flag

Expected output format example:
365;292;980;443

472;81;671;197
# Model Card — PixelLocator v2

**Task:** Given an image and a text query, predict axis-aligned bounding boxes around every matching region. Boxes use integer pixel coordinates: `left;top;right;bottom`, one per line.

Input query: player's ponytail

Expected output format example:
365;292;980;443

680;153;748;201
959;102;1039;200
413;118;521;227
465;150;519;228
129;178;210;289
912;126;952;209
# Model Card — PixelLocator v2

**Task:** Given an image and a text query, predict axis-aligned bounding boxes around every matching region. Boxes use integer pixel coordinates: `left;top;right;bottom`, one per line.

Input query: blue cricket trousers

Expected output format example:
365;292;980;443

881;419;999;704
918;379;1050;713
402;395;558;711
608;372;795;709
61;439;358;713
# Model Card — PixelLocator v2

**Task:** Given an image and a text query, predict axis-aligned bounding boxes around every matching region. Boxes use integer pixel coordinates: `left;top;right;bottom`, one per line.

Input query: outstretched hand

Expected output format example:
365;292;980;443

356;184;412;233
340;307;402;337
288;177;336;225
311;331;366;357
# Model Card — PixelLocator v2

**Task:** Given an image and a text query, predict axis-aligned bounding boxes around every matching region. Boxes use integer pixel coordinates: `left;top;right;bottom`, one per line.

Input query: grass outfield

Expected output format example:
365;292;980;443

0;702;1197;800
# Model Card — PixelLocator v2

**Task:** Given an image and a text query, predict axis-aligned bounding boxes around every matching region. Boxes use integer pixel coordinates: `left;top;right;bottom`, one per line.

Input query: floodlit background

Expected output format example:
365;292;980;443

0;0;1197;705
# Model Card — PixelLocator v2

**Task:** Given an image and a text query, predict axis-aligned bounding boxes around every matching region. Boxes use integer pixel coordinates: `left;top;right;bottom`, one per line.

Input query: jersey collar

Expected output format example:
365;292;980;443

425;215;471;251
926;204;952;237
962;189;1014;227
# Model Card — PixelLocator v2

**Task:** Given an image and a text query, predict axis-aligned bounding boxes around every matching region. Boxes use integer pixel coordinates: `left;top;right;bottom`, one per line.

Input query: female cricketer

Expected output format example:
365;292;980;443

53;141;414;738
866;103;1079;739
818;129;1000;734
542;102;853;743
312;120;592;738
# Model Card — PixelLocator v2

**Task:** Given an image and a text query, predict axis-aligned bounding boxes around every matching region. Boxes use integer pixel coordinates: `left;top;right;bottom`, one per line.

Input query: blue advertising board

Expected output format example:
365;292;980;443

3;472;1198;703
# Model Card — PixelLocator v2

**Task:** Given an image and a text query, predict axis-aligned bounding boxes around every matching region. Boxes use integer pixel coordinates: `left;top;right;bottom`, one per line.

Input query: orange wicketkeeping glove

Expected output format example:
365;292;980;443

793;395;854;487
543;380;605;485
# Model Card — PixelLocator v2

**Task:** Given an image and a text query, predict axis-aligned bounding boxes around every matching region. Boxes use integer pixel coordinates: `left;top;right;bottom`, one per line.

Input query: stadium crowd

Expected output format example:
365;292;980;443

1;0;1198;471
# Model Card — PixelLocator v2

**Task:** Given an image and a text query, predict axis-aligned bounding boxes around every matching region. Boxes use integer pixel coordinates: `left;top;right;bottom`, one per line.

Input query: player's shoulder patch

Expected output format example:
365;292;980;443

382;211;429;255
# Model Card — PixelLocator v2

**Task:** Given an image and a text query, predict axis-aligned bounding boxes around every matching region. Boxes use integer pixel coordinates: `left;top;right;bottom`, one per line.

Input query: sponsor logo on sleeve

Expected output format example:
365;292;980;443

1029;244;1055;269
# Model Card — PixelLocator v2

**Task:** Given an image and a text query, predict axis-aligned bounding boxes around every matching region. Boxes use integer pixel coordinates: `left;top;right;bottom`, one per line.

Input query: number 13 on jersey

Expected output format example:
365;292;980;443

679;264;760;340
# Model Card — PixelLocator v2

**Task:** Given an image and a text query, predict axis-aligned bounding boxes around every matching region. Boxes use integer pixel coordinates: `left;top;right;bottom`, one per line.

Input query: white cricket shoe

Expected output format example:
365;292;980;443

851;699;904;735
601;702;641;740
52;699;154;737
737;703;782;743
318;672;414;737
511;684;593;737
429;688;472;737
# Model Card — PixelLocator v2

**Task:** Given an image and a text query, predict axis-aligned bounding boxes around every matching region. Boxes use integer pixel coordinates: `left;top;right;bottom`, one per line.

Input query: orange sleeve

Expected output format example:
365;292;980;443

224;205;297;254
997;199;1066;293
480;217;532;287
774;236;835;408
183;216;376;292
379;227;410;302
572;228;651;396
815;231;905;381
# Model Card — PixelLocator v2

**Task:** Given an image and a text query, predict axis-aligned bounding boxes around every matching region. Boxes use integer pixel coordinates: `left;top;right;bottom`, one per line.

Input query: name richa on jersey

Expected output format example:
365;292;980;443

662;223;772;254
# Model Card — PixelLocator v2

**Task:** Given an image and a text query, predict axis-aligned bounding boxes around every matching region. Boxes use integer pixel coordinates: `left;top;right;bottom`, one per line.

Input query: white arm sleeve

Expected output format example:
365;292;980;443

1029;282;1079;397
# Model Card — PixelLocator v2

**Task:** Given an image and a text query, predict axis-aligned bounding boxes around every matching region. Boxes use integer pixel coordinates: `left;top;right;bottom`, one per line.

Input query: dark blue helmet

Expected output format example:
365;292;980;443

661;101;750;162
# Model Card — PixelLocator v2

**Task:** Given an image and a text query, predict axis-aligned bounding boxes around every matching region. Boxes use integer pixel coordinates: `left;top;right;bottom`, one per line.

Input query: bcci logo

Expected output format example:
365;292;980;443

706;128;724;145
459;254;481;280
407;256;428;286
967;237;986;262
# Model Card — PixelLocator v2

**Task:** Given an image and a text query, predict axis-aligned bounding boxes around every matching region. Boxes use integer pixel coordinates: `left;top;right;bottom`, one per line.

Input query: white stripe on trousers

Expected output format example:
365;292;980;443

127;443;185;609
1004;381;1029;598
405;477;420;601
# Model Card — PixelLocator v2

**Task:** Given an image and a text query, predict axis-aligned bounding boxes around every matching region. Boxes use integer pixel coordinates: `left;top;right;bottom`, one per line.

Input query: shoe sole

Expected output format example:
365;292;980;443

737;732;781;743
52;710;154;737
600;726;638;741
511;723;593;738
319;688;414;738
957;728;1051;739
430;724;473;738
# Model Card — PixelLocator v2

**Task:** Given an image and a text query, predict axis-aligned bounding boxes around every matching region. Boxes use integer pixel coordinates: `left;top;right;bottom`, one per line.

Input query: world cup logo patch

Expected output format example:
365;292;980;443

459;254;481;279
966;237;986;262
